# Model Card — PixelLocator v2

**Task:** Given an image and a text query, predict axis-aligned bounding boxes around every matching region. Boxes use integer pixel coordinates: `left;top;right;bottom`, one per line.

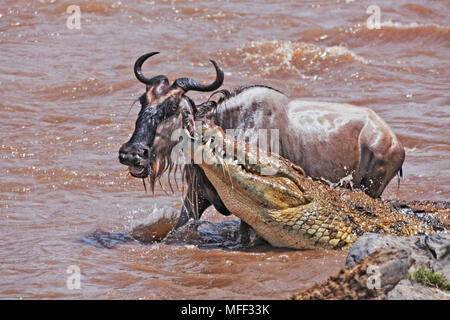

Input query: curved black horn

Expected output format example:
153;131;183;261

134;51;161;85
173;60;224;92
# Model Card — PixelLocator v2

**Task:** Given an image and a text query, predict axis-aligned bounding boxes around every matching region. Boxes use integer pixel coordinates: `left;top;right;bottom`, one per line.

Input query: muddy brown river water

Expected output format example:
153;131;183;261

0;0;449;299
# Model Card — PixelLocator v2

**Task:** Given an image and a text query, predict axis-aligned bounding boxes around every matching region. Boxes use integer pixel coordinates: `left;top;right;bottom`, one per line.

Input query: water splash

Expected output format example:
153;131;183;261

236;40;368;76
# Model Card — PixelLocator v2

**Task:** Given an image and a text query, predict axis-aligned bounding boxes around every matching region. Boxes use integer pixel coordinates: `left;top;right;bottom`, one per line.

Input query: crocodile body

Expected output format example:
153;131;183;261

187;120;441;249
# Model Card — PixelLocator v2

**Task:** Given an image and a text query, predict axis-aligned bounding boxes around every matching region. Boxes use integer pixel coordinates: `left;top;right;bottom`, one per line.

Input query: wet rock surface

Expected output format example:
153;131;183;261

291;232;450;300
387;279;449;300
290;248;409;299
346;232;449;273
348;232;449;300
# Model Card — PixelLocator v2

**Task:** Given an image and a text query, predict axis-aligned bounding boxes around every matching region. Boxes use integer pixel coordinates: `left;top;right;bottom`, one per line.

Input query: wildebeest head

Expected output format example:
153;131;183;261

118;52;224;188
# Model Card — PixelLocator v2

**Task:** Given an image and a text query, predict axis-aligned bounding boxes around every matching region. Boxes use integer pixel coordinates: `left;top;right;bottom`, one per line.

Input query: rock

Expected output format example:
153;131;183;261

346;232;450;280
345;232;450;299
388;280;450;300
291;232;450;300
365;249;412;291
291;248;410;300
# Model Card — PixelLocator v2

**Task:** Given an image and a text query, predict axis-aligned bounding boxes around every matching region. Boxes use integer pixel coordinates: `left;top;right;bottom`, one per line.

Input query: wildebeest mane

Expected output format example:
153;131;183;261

193;85;284;119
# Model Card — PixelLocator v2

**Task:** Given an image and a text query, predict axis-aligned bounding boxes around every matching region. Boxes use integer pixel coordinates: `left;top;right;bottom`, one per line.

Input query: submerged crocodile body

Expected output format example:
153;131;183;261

186;120;444;249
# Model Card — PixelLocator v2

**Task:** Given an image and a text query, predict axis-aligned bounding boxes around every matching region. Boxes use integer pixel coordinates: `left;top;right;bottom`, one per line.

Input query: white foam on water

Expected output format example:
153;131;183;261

405;147;418;154
238;40;369;75
379;20;449;30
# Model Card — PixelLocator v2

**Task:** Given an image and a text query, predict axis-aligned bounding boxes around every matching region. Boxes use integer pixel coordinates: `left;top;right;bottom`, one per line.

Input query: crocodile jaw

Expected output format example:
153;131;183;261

200;162;317;248
193;121;315;248
194;122;307;211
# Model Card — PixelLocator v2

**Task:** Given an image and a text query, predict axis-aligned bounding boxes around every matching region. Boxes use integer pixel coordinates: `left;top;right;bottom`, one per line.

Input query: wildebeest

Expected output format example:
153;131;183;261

119;52;405;230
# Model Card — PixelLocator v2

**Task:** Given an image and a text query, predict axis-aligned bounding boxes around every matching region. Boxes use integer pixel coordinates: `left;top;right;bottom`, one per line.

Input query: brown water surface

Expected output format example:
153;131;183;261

0;0;449;299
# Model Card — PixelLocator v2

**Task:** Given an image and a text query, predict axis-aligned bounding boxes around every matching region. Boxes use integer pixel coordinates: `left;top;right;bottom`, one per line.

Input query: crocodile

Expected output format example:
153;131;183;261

184;119;444;249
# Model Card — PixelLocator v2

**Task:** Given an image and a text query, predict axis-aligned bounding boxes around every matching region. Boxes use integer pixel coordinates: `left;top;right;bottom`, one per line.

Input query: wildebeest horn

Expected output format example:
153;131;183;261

134;51;164;85
172;60;224;93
